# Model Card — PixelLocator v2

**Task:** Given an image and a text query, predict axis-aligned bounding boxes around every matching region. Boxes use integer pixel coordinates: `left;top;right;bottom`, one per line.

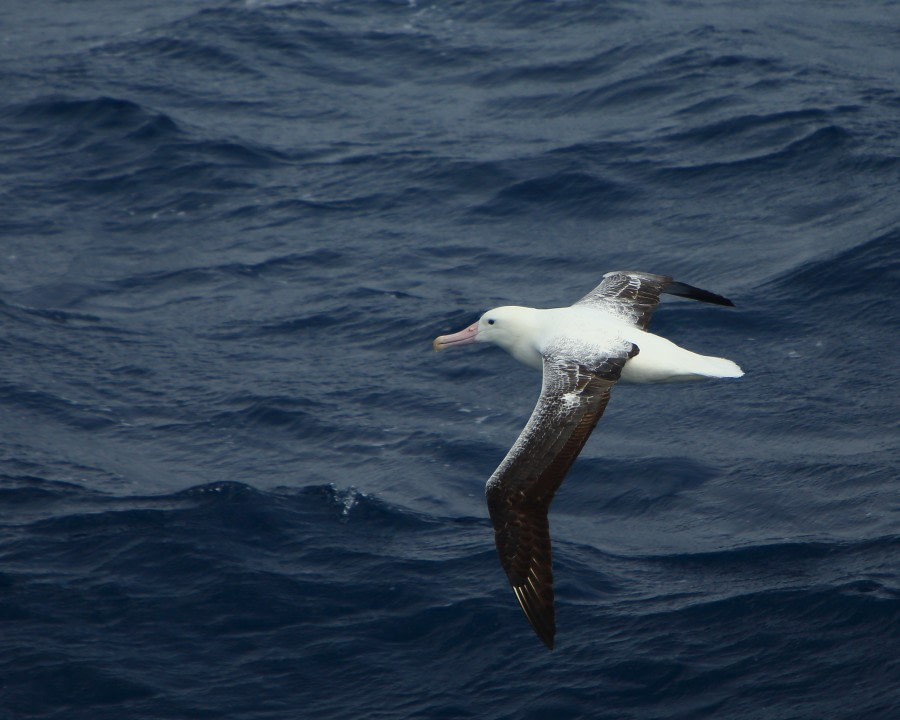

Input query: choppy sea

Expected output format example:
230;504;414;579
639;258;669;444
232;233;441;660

1;1;898;718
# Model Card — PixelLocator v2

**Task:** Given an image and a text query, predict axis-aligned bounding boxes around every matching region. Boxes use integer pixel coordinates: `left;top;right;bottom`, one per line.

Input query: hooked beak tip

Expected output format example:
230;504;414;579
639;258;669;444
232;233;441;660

432;321;479;353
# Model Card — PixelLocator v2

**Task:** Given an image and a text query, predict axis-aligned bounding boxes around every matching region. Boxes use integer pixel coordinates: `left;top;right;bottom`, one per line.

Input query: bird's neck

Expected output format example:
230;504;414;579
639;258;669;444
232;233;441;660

494;308;547;371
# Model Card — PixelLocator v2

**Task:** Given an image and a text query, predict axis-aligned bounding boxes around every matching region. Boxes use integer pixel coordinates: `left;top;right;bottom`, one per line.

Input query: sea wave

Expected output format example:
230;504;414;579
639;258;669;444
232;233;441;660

1;0;898;718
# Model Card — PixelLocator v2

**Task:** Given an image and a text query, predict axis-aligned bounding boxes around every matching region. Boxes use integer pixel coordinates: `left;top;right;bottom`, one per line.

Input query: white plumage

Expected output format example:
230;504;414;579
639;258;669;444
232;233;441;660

459;304;743;381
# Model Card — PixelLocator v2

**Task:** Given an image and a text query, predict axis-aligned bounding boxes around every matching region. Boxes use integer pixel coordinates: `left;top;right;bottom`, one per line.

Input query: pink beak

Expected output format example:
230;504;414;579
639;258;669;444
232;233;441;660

433;321;479;352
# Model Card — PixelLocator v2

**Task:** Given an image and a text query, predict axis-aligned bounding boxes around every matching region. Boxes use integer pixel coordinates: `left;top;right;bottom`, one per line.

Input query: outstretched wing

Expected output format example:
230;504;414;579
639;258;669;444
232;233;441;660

574;270;734;329
485;346;635;649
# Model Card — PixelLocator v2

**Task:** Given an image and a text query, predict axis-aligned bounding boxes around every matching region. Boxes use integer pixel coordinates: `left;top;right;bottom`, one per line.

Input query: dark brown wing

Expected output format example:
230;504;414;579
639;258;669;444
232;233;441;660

484;348;634;649
574;270;734;329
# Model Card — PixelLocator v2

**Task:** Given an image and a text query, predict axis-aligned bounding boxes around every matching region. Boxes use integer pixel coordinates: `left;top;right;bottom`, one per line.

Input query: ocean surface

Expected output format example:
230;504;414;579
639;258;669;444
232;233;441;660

1;1;898;718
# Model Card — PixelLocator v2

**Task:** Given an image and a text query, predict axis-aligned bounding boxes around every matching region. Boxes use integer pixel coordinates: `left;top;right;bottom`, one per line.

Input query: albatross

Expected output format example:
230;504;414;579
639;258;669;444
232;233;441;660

433;271;743;650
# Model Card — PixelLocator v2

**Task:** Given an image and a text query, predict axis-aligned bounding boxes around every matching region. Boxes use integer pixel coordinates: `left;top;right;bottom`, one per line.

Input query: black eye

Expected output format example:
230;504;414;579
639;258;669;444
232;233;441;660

487;318;495;325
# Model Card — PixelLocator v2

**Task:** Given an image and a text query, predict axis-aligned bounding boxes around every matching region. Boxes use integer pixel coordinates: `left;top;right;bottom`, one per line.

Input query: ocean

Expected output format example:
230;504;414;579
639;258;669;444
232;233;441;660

1;1;898;718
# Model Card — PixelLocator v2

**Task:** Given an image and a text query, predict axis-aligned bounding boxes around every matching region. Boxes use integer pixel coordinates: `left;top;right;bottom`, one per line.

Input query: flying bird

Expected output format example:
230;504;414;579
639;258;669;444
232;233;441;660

433;271;743;649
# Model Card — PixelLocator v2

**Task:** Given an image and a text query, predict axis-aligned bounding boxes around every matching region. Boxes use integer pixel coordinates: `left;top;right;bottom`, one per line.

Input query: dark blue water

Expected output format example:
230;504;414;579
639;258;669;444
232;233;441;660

2;1;898;718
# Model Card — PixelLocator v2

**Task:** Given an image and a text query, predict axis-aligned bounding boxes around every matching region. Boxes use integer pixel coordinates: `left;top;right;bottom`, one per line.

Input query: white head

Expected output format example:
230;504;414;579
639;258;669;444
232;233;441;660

433;306;544;368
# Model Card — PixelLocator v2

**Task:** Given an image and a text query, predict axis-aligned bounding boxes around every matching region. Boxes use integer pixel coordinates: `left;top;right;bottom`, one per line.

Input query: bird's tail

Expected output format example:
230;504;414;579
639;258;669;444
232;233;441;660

693;354;744;378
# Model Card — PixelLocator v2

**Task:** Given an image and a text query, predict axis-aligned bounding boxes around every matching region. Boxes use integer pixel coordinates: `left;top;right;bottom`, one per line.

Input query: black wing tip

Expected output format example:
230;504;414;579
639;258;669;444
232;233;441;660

664;280;735;307
512;583;556;651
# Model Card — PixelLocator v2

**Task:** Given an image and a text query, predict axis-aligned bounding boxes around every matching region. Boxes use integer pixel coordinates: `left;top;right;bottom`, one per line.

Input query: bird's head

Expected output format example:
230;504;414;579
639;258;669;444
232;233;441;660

433;306;538;355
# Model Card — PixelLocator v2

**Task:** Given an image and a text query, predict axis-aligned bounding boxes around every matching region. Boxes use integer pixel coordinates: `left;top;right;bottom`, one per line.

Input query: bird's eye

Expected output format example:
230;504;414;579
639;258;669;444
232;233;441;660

487;318;495;325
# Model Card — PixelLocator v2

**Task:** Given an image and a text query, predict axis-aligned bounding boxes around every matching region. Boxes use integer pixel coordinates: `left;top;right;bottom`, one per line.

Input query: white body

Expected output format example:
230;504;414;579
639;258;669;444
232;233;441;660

470;305;743;382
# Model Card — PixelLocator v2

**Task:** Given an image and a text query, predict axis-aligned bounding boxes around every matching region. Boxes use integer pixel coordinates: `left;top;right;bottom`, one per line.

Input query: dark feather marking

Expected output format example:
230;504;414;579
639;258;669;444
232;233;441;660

663;280;734;307
574;270;735;328
485;347;635;649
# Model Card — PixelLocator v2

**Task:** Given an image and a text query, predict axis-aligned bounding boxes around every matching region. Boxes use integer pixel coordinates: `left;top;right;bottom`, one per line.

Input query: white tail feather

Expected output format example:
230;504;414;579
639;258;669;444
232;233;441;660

696;355;744;378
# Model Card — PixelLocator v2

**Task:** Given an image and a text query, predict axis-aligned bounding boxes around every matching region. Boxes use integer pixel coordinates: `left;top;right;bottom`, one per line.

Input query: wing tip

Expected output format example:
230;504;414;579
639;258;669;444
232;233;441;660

512;583;556;651
664;280;735;307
